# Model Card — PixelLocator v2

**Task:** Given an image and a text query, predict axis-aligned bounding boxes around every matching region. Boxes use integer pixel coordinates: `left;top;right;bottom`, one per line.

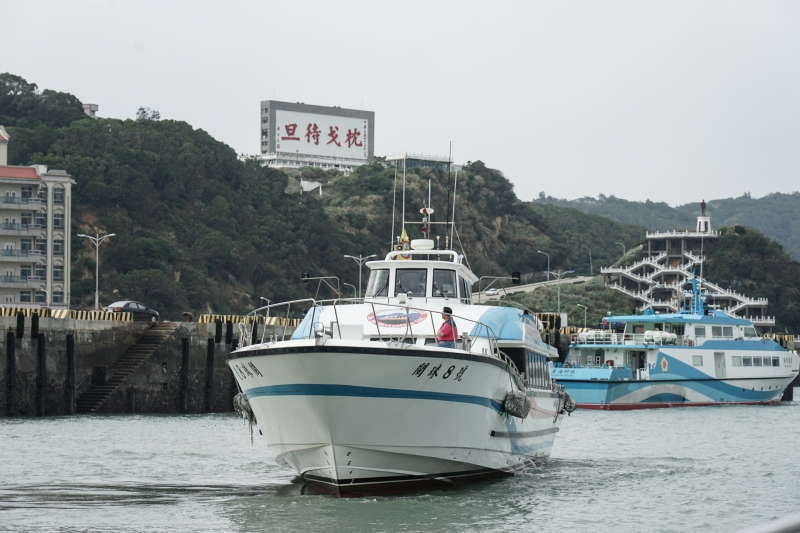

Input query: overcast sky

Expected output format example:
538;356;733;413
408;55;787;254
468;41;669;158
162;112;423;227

4;1;799;205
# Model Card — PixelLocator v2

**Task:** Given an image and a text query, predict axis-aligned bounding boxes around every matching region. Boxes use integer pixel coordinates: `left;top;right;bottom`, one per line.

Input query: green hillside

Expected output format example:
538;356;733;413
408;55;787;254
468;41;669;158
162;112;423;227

534;192;800;260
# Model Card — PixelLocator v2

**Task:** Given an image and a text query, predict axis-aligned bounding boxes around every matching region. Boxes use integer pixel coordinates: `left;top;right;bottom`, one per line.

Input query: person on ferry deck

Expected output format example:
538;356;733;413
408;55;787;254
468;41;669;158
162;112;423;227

437;307;458;348
404;274;425;295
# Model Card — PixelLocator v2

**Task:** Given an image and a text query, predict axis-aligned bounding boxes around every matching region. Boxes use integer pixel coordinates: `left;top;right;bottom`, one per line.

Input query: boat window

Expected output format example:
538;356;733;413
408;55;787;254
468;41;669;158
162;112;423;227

743;327;757;338
695;326;706;337
432;270;457;298
712;326;723;337
732;356;741;367
743;356;752;366
395;269;427;297
633;325;644;334
692;355;703;366
723;326;733;337
671;325;684;336
753;357;762;367
365;269;390;297
459;277;472;304
772;357;780;367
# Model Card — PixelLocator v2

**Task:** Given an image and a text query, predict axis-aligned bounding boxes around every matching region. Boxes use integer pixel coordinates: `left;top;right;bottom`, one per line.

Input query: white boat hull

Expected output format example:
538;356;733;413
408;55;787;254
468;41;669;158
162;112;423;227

229;341;564;496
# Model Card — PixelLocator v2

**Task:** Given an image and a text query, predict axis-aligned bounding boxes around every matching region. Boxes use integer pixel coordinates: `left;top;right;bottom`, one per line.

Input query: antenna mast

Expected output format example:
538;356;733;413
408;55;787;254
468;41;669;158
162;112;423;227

445;142;451;250
450;170;458;250
391;166;397;253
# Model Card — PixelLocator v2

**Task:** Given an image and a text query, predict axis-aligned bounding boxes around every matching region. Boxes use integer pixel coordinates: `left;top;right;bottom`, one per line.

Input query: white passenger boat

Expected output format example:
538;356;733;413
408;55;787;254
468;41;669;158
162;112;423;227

553;278;800;409
228;239;574;496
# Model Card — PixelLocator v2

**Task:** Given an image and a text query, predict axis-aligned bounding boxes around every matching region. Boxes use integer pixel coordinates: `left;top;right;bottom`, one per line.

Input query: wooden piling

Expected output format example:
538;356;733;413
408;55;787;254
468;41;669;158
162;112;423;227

66;334;75;415
6;331;15;416
37;333;45;417
180;338;189;413
206;338;215;412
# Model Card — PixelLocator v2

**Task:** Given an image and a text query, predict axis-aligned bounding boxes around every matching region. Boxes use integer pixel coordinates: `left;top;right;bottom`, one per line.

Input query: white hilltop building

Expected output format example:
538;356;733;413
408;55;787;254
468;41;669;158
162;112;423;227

601;211;775;333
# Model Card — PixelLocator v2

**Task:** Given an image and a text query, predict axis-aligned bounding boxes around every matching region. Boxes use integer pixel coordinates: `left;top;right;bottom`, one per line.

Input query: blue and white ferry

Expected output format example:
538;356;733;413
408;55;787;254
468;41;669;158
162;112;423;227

552;279;800;410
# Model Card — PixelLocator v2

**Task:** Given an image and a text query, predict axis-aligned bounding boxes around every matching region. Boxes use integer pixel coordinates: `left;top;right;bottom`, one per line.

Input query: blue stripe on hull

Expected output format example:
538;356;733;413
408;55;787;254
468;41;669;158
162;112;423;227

244;384;505;413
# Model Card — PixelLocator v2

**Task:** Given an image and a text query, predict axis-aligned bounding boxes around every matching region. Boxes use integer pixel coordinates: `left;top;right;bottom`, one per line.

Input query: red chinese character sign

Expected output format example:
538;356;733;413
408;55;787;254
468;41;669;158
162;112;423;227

275;110;369;160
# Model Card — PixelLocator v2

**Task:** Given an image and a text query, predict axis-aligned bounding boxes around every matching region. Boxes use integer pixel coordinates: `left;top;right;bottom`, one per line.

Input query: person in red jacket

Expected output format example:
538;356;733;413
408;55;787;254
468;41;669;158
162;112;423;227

437;307;458;348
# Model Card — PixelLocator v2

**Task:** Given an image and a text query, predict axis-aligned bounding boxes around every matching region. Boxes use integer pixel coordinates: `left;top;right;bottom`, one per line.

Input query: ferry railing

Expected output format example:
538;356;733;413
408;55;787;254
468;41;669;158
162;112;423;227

237;297;523;382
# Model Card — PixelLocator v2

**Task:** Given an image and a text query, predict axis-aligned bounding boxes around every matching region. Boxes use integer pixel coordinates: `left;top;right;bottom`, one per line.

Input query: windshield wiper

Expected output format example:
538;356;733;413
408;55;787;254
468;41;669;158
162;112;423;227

369;279;389;297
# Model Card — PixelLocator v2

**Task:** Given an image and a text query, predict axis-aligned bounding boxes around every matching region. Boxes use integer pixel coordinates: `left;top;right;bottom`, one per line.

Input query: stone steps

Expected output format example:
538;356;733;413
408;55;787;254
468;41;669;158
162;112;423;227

76;322;179;414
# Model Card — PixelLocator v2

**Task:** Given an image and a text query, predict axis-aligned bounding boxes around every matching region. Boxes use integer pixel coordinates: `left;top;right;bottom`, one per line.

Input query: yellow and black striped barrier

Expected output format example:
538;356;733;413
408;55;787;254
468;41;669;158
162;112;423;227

197;314;301;327
0;308;133;321
535;312;562;331
0;307;51;318
68;310;133;321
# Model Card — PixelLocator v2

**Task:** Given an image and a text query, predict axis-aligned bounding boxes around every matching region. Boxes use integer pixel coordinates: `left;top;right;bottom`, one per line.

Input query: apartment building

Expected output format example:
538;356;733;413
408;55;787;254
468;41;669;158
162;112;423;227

0;126;74;309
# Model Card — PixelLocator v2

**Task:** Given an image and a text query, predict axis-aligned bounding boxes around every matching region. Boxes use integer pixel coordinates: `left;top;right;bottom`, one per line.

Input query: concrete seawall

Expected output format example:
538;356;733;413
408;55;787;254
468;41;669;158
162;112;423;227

0;317;294;416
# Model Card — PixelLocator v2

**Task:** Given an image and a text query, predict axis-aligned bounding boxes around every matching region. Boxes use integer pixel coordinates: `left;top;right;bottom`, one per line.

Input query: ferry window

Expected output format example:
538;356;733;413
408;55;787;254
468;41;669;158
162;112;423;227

395;269;427;297
753;357;762;367
459;277;472;304
743;357;752;366
695;326;706;337
723;326;733;337
692;355;703;366
773;357;780;367
732;356;741;367
365;269;390;297
633;325;644;334
712;326;723;337
432;270;457;298
743;327;757;338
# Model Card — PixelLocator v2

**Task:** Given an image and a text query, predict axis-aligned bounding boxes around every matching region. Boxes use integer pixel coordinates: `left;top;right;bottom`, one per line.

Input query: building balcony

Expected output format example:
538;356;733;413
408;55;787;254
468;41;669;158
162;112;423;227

0;275;45;289
0;250;46;263
0;197;44;210
0;223;46;236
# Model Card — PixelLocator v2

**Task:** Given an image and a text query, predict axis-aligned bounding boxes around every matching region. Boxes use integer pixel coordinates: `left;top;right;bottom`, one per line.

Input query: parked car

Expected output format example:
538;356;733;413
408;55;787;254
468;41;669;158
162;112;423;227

485;288;499;296
103;301;160;322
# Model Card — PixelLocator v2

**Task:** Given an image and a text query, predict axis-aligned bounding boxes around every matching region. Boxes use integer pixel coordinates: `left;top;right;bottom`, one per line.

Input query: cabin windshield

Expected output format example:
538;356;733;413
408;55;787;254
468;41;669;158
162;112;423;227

395;269;427;296
432;269;457;298
365;269;390;297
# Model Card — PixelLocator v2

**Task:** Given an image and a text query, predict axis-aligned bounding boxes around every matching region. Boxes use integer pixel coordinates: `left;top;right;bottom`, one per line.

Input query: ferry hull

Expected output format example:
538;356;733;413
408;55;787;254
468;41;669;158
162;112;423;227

229;345;563;496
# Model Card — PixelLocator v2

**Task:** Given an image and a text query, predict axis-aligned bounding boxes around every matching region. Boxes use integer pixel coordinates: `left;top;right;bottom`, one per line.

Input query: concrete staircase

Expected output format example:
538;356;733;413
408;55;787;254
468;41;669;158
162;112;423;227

76;322;179;414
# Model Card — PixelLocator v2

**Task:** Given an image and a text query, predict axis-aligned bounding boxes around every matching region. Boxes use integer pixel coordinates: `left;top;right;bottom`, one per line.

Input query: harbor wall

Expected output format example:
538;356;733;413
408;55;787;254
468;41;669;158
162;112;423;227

0;317;293;417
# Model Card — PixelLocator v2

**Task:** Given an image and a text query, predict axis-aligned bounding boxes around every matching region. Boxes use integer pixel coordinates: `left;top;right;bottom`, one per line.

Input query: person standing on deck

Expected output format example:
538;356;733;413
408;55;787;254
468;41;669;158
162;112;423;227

437;307;458;348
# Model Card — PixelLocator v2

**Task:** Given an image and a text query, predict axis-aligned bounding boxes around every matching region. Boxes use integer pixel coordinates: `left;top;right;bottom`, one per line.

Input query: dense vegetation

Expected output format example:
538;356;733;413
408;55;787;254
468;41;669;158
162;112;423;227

535;192;800;260
705;226;800;332
2;72;797;331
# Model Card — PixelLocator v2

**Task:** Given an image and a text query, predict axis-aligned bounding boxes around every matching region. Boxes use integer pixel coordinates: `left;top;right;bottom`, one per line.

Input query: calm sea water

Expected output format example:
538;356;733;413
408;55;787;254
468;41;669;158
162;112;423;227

2;392;799;533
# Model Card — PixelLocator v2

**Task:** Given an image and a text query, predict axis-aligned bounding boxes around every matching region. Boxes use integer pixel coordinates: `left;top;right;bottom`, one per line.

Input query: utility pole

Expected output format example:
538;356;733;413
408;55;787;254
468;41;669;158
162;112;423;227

582;245;593;277
577;304;588;328
344;254;377;298
77;232;116;310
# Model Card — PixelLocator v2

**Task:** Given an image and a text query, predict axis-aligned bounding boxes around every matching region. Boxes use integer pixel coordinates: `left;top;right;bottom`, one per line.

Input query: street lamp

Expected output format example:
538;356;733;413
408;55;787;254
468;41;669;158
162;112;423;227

77;232;116;310
544;269;575;313
582;245;593;277
343;283;357;299
537;250;550;281
344;254;377;298
577;303;588;328
616;242;626;256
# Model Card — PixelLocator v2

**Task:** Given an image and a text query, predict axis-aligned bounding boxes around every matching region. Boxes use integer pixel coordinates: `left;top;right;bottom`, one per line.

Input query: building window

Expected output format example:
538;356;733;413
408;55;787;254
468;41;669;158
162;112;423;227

263;108;268;114
262;118;268;123
35;212;46;227
21;212;32;226
53;187;65;204
34;290;46;303
20;265;31;278
53;214;65;230
21;186;32;199
20;239;32;252
53;239;64;256
4;294;14;303
35;239;46;253
53;265;64;281
19;290;31;303
38;186;47;201
35;264;45;278
52;290;64;304
692;355;703;366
